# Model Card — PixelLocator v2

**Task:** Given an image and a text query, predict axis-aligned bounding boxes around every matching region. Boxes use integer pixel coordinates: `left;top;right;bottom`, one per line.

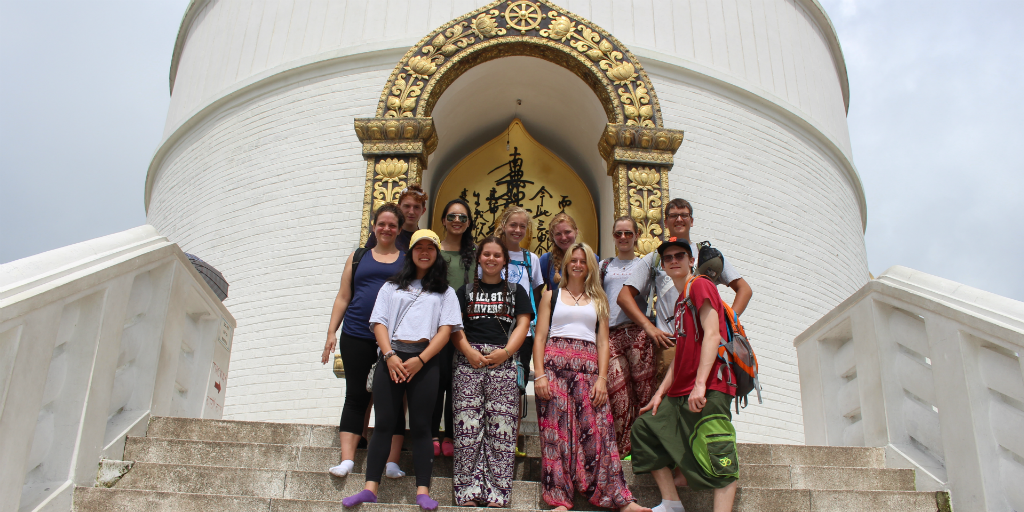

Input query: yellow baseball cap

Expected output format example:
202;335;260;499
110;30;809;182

408;229;442;249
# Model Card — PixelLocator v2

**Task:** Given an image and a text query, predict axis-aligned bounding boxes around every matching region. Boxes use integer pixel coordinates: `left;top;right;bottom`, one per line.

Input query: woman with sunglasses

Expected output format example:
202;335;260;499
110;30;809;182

599;216;655;457
533;242;649;512
433;198;477;458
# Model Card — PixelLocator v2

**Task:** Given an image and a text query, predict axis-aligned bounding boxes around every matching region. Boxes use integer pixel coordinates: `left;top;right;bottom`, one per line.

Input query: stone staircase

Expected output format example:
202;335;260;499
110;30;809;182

73;417;952;512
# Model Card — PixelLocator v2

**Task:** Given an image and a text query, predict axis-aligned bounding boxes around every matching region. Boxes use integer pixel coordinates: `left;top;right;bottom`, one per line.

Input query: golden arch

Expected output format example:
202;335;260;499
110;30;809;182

354;0;685;254
375;0;662;128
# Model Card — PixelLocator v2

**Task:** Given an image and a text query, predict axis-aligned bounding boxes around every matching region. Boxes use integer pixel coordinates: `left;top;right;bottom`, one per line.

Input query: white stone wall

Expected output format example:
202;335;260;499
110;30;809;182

166;0;850;160
653;72;869;442
148;0;866;443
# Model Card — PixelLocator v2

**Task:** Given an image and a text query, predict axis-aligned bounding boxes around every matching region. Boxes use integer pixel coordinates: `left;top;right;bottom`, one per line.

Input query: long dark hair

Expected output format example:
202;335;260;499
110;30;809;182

442;198;476;284
388;241;449;294
466;236;512;320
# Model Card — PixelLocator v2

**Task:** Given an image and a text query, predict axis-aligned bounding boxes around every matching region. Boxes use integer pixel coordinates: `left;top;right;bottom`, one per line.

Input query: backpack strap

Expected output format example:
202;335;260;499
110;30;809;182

600;259;611;285
349;247;370;294
644;254;660;321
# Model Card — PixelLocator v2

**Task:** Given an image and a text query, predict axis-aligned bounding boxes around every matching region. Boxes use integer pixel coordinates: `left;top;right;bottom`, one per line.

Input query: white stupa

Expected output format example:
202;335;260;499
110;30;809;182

145;0;867;444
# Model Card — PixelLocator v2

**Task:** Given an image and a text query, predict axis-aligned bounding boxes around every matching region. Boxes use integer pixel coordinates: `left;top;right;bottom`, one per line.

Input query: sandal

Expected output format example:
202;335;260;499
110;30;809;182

441;438;455;457
433;439;441;457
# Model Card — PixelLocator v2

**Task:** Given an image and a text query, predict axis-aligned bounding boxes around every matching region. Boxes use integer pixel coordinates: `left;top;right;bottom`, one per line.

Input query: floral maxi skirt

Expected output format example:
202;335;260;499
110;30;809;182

537;336;635;509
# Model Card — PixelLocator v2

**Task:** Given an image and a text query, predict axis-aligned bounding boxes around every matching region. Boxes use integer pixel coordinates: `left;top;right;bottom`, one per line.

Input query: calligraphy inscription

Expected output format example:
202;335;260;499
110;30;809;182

458;147;571;254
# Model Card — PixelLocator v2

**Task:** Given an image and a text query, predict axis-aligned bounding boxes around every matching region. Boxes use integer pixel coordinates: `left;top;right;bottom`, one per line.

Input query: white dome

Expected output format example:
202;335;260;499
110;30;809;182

147;0;867;443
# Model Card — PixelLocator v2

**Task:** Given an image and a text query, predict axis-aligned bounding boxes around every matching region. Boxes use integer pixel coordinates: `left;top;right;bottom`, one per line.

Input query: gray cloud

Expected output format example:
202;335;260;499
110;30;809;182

821;0;1024;301
0;0;184;263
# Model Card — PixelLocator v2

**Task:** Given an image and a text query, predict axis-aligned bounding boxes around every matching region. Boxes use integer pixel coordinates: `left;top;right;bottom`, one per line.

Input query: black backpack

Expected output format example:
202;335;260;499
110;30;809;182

695;241;725;281
349;247;370;293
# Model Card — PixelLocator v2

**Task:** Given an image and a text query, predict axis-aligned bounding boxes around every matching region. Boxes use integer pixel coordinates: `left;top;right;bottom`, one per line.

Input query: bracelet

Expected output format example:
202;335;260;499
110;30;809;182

534;374;548;381
416;355;426;365
597;375;608;382
383;350;396;360
502;347;511;358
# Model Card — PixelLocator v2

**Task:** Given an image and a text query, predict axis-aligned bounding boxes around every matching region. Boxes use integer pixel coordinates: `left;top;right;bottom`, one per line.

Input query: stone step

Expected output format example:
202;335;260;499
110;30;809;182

75;485;947;512
124;437;538;479
142;416;891;469
126;434;890;480
111;462;924;507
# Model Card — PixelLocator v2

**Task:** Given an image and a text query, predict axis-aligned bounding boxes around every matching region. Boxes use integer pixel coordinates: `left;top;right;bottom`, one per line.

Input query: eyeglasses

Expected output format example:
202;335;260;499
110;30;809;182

661;252;691;264
667;212;692;220
613;231;635;239
445;213;469;222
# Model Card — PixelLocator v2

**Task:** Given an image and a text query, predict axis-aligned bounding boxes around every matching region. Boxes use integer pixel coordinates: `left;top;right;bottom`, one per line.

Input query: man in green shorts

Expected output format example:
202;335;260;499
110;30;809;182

630;238;738;512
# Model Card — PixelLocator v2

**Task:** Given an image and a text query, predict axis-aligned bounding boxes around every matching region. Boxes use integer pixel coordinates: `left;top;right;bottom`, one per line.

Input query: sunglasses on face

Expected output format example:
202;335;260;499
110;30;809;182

613;231;635;239
661;252;691;264
445;213;469;222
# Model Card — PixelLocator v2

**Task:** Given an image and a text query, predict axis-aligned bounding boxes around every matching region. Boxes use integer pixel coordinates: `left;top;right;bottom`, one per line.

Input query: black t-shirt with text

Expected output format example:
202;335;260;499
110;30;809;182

456;281;533;346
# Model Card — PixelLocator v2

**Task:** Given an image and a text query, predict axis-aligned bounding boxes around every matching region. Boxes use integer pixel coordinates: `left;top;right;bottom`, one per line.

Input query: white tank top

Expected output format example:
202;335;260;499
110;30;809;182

548;292;598;342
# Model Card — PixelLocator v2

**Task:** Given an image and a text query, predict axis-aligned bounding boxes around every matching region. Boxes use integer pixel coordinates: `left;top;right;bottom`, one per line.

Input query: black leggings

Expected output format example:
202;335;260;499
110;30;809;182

431;343;455;439
338;333;377;434
366;351;440;487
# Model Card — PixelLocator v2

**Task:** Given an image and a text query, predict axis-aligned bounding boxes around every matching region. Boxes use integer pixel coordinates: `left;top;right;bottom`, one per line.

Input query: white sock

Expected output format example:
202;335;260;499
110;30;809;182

652;500;684;512
328;459;354;477
385;461;406;478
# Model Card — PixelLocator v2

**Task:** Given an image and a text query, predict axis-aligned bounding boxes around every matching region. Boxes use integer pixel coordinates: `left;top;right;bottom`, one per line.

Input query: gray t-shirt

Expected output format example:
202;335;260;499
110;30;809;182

601;257;647;328
369;280;464;352
622;242;741;332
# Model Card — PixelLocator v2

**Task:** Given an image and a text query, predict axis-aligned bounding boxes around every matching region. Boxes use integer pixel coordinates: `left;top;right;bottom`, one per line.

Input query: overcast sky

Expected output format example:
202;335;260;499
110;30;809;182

1;0;1021;301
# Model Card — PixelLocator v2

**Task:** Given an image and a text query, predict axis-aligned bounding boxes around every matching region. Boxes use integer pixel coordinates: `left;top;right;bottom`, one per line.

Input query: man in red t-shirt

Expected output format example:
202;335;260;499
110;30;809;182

629;238;738;512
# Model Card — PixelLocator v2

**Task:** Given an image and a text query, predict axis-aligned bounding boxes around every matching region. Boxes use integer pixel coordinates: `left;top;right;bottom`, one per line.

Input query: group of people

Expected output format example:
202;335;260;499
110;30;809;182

321;185;753;512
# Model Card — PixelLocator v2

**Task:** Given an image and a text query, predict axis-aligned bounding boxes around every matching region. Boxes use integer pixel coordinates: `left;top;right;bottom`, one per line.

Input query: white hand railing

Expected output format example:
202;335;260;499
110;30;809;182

796;265;1024;512
0;225;235;512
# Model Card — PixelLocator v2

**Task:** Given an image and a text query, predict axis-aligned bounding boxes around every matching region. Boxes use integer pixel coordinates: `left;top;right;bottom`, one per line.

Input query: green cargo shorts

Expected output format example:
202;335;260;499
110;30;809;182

629;390;739;490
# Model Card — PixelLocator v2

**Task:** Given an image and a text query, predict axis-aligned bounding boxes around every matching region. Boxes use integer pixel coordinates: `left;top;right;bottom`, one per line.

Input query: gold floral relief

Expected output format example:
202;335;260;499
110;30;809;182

372;158;409;212
628;167;664;255
376;0;663;128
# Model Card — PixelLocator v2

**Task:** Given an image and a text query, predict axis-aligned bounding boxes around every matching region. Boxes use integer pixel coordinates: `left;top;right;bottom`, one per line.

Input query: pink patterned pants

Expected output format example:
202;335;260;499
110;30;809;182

537;336;635;509
607;323;655;456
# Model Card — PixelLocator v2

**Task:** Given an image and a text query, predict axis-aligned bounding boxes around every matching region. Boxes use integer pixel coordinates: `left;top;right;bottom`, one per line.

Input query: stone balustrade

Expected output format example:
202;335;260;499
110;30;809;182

0;225;235;512
795;265;1024;512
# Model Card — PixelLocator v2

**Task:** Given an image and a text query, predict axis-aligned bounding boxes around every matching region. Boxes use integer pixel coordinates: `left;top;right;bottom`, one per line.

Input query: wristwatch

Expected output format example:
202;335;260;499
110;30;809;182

383;350;396;360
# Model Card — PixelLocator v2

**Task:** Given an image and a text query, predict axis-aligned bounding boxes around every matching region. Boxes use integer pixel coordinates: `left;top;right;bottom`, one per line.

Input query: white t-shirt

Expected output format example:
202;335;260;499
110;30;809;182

369;280;463;351
601;257;647;328
622;243;741;333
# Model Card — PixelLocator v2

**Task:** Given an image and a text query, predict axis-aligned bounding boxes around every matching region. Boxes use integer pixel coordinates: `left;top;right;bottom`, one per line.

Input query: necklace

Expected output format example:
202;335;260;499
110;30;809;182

567;289;586;305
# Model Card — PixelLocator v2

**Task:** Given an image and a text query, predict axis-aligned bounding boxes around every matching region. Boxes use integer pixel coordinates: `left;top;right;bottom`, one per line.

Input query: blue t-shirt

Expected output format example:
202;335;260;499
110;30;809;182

341;250;404;340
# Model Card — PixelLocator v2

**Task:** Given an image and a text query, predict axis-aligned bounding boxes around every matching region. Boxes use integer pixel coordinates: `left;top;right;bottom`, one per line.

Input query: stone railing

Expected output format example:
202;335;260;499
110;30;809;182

796;266;1024;512
0;225;235;512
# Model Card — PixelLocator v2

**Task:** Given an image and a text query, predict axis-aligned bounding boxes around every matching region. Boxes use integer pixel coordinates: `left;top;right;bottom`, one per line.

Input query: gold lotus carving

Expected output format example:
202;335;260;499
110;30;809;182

372;158;409;211
628;167;664;254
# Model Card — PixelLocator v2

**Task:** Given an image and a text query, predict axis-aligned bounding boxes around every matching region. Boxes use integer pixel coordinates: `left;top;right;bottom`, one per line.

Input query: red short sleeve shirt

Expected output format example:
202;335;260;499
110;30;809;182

667;277;735;398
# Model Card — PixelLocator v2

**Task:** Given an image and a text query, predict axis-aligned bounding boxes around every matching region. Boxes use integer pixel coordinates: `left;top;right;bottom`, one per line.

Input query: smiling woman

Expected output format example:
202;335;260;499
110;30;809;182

349;229;463;510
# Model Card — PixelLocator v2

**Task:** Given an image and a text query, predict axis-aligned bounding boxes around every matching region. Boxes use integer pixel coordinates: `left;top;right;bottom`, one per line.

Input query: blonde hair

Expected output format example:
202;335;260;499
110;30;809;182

494;206;533;249
558;242;609;323
548;212;579;285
